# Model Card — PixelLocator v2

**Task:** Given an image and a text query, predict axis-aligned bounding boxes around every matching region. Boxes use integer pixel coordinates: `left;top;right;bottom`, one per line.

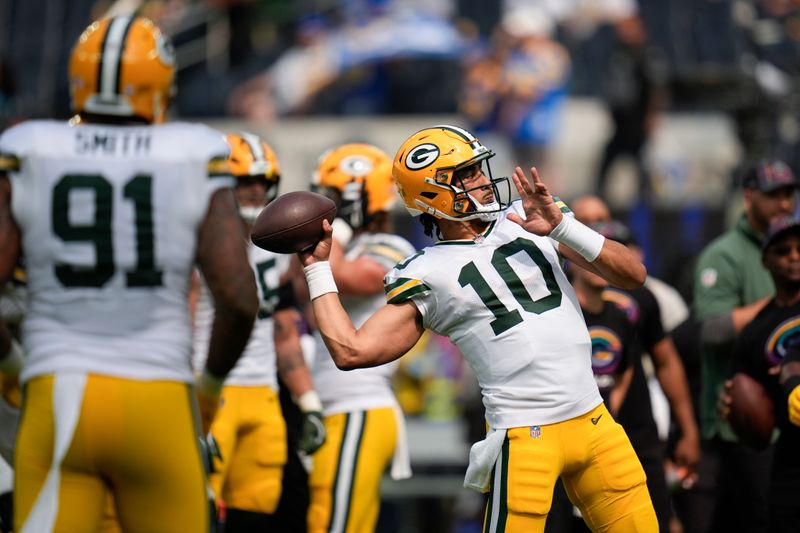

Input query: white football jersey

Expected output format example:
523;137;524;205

313;232;417;415
384;201;602;429
0;120;233;384
193;244;290;389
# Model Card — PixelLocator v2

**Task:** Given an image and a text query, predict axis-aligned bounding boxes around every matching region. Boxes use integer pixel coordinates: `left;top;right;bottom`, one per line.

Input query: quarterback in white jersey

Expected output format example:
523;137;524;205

384;200;600;429
0;16;257;533
297;125;658;532
301;143;413;533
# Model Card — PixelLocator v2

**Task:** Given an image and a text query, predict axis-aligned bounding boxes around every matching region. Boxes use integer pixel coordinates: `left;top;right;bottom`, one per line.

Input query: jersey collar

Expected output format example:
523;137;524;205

434;219;497;246
736;214;764;247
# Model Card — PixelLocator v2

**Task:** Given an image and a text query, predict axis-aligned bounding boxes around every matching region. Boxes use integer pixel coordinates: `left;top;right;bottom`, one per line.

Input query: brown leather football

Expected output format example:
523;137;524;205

728;372;775;450
251;191;336;253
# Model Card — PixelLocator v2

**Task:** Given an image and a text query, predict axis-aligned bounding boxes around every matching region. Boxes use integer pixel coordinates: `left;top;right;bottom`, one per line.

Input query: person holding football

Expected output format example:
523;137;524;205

719;215;800;532
296;125;657;532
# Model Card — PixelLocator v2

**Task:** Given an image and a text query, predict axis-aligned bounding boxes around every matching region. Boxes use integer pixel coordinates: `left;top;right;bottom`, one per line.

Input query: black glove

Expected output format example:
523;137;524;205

299;410;326;455
199;433;222;474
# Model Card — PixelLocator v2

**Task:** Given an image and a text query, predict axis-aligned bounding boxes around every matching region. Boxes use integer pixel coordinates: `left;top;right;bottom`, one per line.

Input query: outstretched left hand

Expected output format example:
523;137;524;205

506;166;564;236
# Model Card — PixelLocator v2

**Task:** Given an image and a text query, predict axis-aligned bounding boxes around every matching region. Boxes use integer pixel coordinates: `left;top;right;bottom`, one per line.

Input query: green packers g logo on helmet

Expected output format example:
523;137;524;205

405;144;440;170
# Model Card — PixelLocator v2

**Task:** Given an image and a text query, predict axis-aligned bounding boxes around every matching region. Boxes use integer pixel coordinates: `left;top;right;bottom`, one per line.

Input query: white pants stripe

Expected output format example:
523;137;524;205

21;373;87;533
329;411;365;533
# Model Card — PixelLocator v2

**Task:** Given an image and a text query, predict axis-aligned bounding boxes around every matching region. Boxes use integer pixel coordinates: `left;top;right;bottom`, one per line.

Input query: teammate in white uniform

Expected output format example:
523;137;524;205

301;143;413;533
296;125;658;532
0;17;257;533
192;132;326;531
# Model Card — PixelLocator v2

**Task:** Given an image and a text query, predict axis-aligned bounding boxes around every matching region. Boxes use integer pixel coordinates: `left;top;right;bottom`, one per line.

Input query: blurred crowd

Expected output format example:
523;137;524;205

2;0;800;175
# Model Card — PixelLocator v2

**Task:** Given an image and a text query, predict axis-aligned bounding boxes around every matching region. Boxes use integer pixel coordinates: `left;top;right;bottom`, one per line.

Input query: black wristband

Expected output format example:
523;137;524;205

783;375;800;399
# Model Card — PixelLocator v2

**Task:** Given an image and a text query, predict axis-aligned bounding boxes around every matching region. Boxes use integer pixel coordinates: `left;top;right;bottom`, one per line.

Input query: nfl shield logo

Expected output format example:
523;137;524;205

530;425;541;438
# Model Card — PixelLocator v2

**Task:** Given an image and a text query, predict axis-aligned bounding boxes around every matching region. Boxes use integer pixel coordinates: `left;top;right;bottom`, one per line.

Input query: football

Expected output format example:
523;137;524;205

251;191;337;253
727;372;775;450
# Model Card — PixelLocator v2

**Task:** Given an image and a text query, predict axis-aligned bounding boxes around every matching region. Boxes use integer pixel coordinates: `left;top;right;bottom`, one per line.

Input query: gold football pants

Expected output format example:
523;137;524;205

483;403;657;532
208;385;286;513
308;407;397;533
15;374;209;533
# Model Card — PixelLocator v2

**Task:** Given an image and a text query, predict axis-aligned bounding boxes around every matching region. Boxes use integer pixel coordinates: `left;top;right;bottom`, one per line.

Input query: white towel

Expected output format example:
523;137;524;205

390;404;412;480
463;428;507;493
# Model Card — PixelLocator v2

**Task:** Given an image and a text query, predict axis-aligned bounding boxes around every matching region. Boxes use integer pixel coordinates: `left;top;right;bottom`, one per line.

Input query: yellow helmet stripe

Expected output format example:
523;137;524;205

98;16;135;99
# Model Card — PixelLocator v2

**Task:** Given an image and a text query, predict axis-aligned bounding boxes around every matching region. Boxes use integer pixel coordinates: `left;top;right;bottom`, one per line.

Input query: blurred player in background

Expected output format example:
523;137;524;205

0;16;257;532
571;198;700;531
299;143;414;533
570;223;638;415
297;125;656;532
719;215;800;532
693;159;797;532
192;131;326;532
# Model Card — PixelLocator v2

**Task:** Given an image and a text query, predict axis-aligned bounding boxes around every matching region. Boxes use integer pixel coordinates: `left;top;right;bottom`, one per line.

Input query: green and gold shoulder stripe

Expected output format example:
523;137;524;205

385;277;430;304
207;155;230;178
552;195;571;215
0;153;21;172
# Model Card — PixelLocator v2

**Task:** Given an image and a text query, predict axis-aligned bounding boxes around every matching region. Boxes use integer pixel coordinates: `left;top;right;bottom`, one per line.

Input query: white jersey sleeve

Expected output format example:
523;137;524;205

0;120;234;384
384;209;602;429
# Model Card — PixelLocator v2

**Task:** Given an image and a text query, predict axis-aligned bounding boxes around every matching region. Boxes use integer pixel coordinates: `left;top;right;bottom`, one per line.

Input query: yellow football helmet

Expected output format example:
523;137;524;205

69;16;175;124
392;124;509;221
311;143;396;230
227;132;281;222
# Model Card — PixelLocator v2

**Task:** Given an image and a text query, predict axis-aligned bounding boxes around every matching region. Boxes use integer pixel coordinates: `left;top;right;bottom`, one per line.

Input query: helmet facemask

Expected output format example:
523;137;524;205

235;176;279;225
439;157;511;221
227;132;281;224
312;181;367;230
312;143;395;232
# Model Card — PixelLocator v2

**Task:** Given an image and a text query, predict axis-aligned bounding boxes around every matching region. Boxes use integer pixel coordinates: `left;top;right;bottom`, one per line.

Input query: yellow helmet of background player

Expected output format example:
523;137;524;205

69;16;176;124
312;143;396;230
392;124;509;221
226;132;281;222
